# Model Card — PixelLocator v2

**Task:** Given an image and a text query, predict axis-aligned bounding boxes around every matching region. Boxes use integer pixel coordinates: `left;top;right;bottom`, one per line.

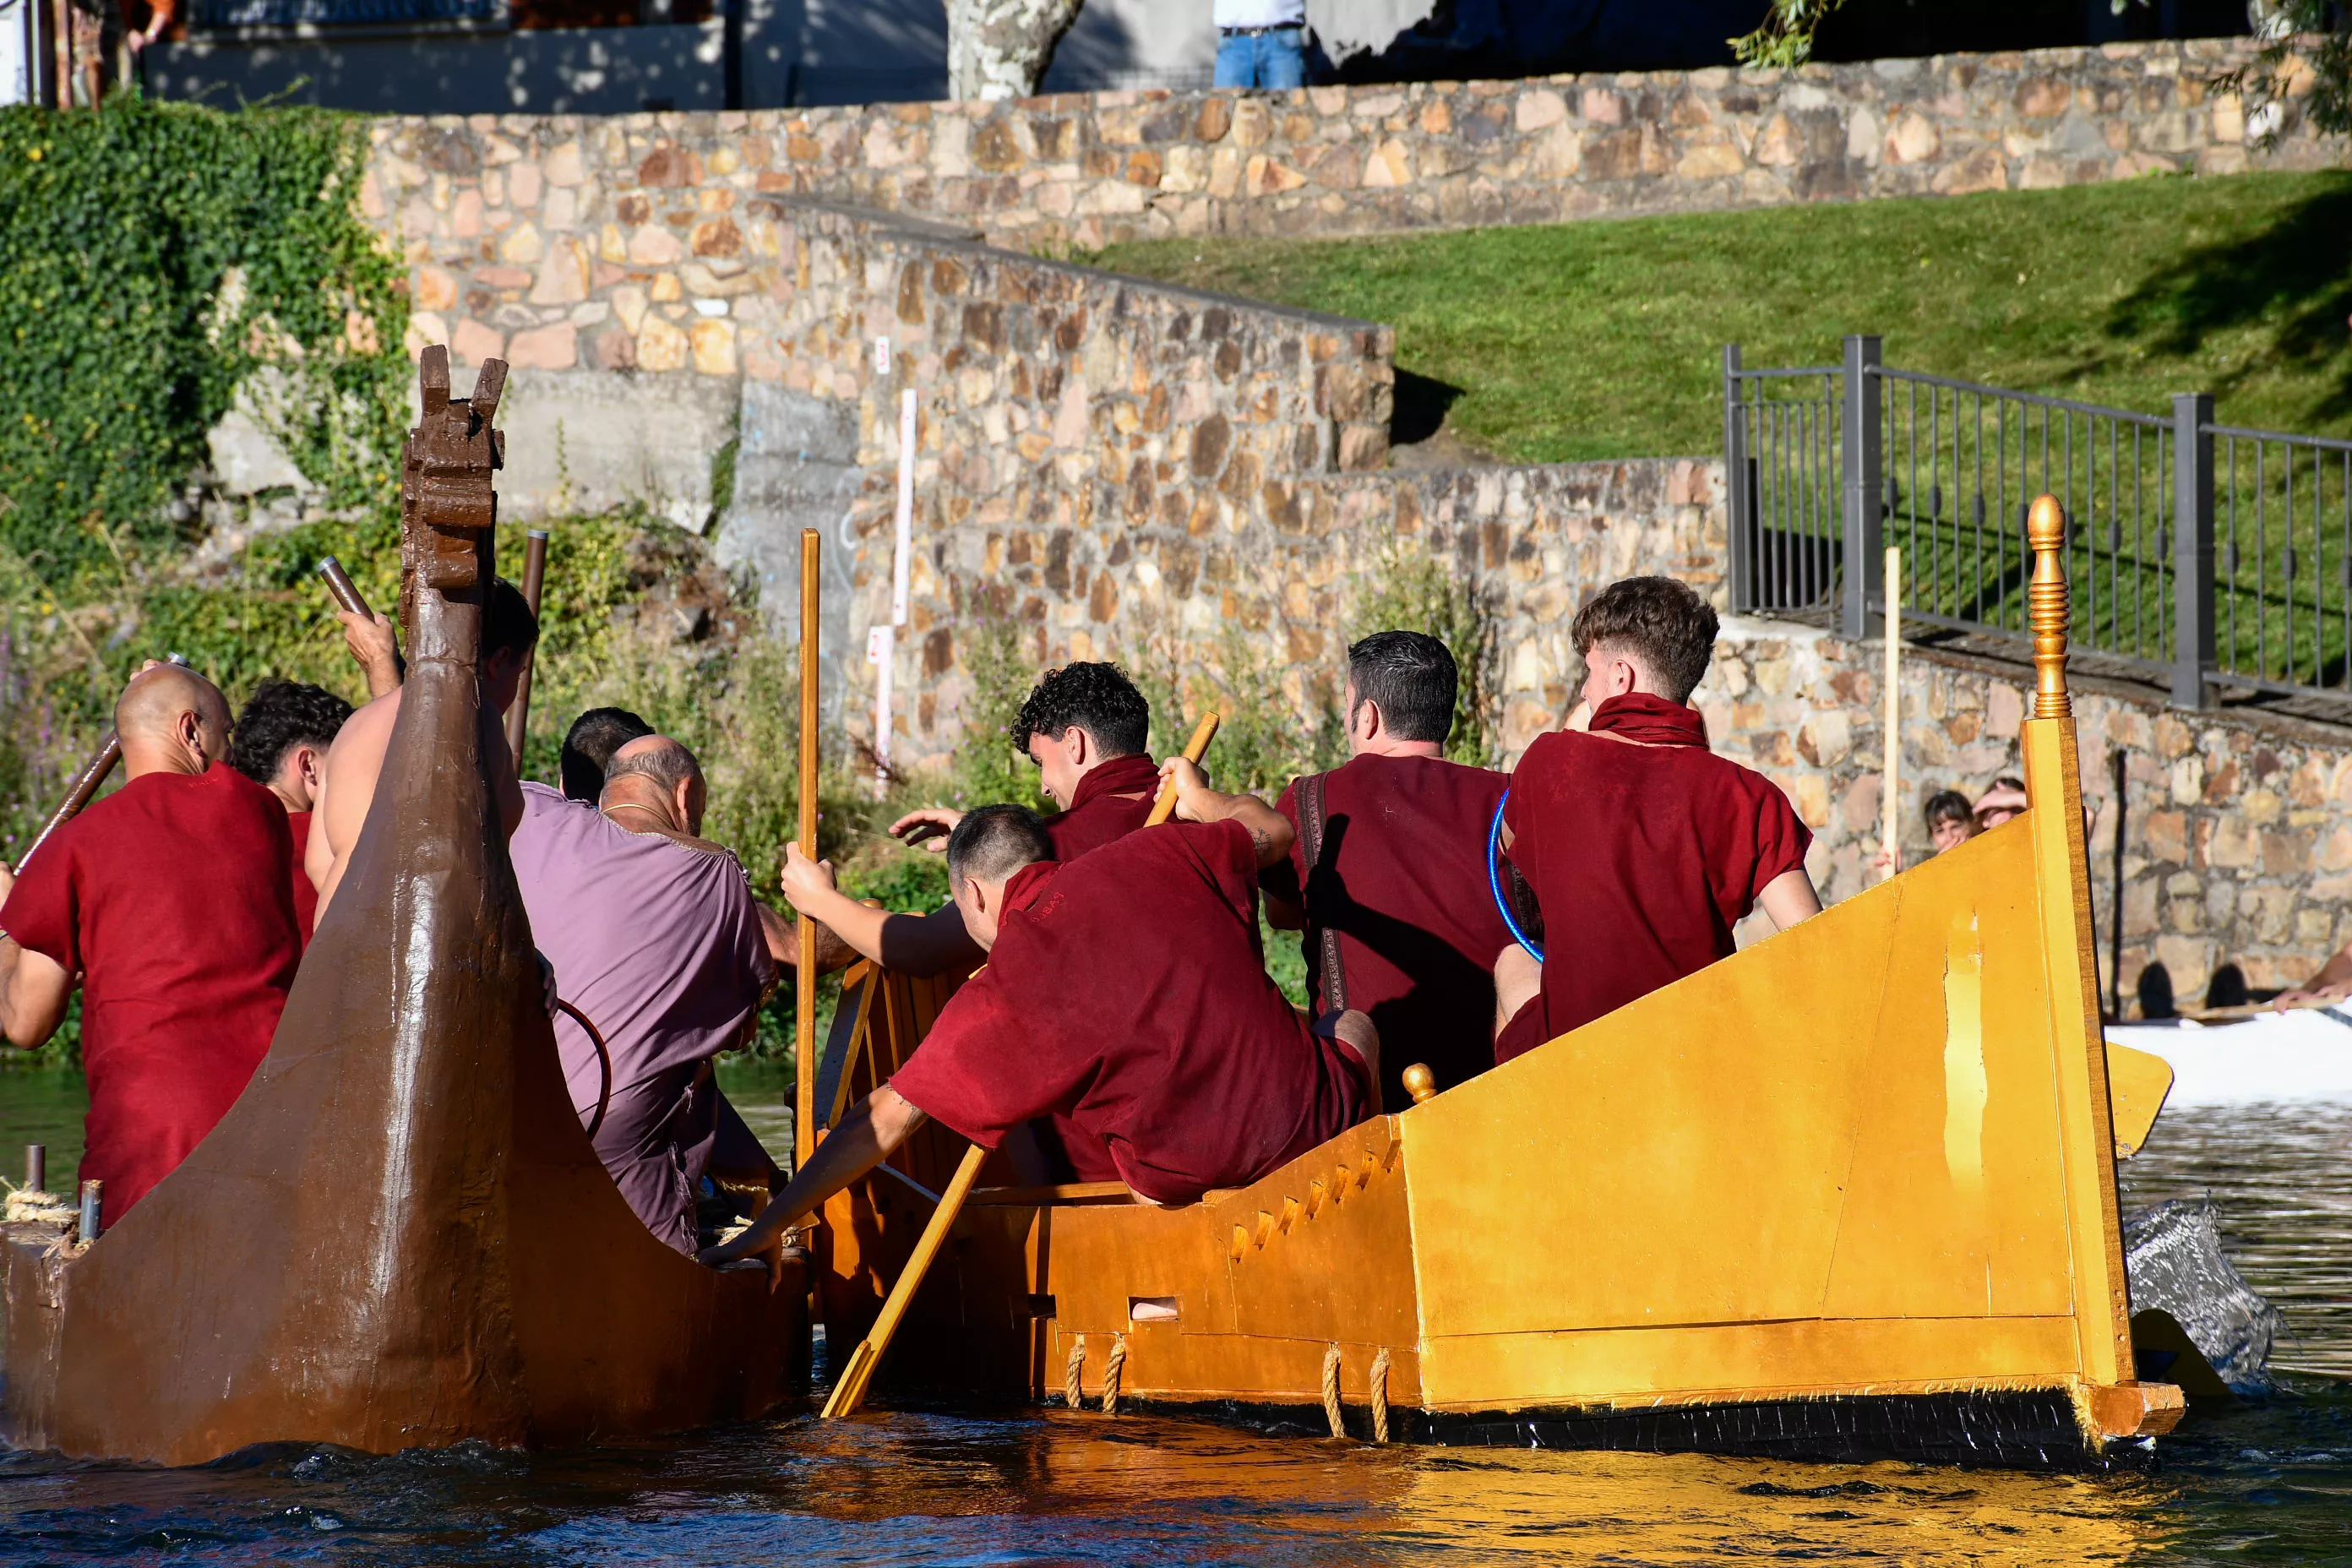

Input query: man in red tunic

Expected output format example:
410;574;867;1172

229;679;354;947
1494;576;1821;1064
776;661;1162;978
700;776;1376;1264
0;663;301;1227
1266;631;1511;1110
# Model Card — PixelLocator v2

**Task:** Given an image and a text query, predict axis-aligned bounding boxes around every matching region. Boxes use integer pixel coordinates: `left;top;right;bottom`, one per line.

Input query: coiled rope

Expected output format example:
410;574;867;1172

1320;1342;1345;1439
1369;1348;1391;1445
1064;1336;1087;1409
1101;1333;1128;1415
1487;794;1544;961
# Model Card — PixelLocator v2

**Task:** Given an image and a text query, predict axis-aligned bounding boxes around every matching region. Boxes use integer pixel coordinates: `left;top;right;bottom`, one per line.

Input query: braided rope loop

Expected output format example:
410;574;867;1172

1320;1342;1345;1440
1369;1348;1391;1446
1064;1335;1086;1409
1101;1333;1129;1415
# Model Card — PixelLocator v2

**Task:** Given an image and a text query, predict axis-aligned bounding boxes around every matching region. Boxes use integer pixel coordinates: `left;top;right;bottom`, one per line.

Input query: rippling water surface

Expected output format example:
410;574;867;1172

1;1072;2347;1566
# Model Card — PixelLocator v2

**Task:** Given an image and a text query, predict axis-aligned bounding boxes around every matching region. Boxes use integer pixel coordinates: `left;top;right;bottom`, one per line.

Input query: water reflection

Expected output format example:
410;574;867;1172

0;1411;2192;1566
2120;1104;2352;1379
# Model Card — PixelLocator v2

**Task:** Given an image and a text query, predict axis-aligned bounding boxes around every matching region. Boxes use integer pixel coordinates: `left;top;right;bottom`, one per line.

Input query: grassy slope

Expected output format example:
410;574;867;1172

1099;171;2352;463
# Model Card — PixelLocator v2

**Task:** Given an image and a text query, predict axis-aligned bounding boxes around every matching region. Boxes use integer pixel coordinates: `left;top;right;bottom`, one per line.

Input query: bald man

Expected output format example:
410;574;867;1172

308;577;538;925
0;663;302;1227
509;733;778;1252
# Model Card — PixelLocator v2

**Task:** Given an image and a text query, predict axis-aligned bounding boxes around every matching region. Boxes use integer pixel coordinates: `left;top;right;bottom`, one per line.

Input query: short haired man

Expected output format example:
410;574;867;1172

702;769;1376;1266
510;733;777;1252
1264;631;1511;1108
0;662;302;1227
230;678;355;945
308;577;539;924
1493;576;1821;1064
561;706;655;803
780;662;1162;979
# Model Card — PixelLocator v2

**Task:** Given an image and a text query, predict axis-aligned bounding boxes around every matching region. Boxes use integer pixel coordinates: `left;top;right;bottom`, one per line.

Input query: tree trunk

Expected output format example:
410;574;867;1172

946;0;1085;101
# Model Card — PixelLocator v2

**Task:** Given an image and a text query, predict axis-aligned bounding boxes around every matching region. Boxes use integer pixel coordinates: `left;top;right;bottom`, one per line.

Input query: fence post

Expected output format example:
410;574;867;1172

1723;344;1746;615
2170;392;2214;710
1840;334;1883;639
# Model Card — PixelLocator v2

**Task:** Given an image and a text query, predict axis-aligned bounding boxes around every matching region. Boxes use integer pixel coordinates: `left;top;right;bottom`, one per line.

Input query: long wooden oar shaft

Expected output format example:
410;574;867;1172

1146;712;1222;827
820;709;1224;1420
19;652;192;868
819;1140;987;1418
1881;546;1902;883
795;529;821;1170
503;528;549;760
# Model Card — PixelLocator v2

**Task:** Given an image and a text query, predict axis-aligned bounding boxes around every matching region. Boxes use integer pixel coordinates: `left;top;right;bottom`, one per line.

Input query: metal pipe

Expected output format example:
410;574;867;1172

78;1179;101;1244
25;1144;44;1195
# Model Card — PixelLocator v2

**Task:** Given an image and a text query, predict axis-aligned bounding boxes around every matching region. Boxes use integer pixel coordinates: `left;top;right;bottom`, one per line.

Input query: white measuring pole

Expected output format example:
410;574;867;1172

869;389;917;790
1881;545;1902;883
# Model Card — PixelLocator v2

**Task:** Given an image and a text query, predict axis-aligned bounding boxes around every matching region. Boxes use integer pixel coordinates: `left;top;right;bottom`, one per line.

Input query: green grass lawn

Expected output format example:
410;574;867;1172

1098;171;2352;463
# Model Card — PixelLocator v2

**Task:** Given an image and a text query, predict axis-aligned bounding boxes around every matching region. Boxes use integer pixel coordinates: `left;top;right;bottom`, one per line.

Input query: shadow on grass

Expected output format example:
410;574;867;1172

2099;176;2352;423
1391;368;1463;446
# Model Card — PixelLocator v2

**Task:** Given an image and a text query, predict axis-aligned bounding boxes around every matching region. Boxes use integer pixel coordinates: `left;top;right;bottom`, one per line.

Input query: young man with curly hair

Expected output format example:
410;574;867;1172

1492;576;1821;1064
230;679;356;945
776;661;1162;981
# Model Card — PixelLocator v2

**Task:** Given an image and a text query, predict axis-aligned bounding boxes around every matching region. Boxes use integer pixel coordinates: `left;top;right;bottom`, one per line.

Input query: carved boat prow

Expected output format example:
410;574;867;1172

1;348;805;1466
827;496;2186;1468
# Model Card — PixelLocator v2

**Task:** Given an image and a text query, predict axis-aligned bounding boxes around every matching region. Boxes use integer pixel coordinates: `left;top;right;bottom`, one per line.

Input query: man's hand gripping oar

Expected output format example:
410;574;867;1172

697;712;1221;1418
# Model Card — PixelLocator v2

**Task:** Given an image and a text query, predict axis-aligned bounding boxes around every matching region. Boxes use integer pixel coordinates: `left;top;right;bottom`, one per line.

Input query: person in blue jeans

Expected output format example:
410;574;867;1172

1213;0;1306;89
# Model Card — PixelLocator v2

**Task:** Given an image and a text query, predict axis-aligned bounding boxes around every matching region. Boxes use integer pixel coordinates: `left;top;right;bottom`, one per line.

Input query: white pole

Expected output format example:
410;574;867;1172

870;389;917;792
1881;545;1902;883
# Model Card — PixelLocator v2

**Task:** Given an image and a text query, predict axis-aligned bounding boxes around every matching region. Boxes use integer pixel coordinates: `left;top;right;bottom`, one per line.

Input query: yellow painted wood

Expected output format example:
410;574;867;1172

2105;1043;2175;1159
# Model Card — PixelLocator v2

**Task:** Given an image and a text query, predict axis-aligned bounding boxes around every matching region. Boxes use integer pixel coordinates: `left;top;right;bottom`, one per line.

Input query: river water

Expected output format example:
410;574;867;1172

0;1068;2347;1566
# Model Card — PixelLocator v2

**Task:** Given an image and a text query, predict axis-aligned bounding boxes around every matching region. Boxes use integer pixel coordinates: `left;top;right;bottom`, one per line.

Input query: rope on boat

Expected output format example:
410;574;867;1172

1101;1333;1128;1415
1369;1348;1391;1446
1320;1342;1344;1440
1064;1336;1087;1409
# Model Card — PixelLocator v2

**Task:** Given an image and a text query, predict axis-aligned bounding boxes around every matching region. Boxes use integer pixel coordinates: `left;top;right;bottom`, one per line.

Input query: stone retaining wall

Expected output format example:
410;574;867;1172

1711;622;2352;1011
367;37;2333;264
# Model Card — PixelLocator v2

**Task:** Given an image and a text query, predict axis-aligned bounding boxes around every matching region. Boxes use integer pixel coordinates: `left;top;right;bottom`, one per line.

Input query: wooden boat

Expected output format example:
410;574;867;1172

0;348;806;1466
819;499;2186;1468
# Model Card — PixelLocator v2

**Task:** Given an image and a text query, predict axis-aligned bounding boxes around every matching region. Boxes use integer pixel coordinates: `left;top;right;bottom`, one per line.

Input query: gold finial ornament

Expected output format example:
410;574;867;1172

1402;1064;1437;1106
2027;494;2071;720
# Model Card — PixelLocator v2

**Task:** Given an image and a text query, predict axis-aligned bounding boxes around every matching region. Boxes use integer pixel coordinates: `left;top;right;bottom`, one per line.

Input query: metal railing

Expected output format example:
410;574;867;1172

1726;336;2352;707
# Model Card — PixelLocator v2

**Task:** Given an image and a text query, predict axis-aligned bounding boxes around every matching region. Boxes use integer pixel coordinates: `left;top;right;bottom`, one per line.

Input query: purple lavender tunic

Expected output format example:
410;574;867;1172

510;783;776;1251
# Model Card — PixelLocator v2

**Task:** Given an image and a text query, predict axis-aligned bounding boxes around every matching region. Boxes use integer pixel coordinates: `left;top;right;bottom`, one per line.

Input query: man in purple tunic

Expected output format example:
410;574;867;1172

510;733;776;1252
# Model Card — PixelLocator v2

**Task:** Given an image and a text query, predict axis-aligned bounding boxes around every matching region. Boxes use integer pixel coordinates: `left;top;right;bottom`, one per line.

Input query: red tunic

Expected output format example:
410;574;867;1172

1;765;301;1225
284;808;319;946
1497;694;1810;1064
891;820;1369;1205
1266;754;1511;1108
1041;752;1160;862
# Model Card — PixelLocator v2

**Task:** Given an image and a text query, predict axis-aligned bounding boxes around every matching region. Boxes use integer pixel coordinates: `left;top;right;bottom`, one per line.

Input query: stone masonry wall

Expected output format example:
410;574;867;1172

1708;622;2352;1012
365;37;2335;264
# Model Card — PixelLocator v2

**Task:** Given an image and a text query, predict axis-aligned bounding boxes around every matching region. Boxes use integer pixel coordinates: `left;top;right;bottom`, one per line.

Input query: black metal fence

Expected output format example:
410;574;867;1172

1726;336;2352;707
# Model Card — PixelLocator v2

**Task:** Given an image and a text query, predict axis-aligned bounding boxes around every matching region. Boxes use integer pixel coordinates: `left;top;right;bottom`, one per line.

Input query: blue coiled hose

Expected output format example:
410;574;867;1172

1487;792;1544;962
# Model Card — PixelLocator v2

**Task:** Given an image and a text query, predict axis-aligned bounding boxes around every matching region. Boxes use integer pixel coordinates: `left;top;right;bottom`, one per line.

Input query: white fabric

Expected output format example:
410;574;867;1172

1215;0;1305;29
2110;1009;2352;1108
1304;0;1434;57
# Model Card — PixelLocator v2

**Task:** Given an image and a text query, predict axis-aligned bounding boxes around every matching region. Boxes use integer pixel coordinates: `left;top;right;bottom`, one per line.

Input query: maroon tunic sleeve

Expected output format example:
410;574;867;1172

889;966;1076;1151
1;831;82;974
1746;774;1813;892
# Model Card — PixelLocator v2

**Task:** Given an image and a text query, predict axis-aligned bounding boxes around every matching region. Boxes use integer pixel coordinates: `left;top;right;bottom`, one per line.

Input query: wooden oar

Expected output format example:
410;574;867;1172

795;527;821;1173
18;652;193;869
502;529;549;760
819;707;1223;1419
318;556;406;696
